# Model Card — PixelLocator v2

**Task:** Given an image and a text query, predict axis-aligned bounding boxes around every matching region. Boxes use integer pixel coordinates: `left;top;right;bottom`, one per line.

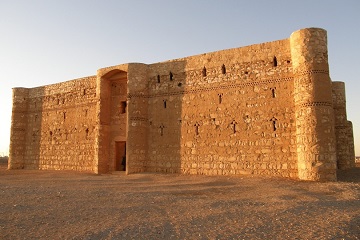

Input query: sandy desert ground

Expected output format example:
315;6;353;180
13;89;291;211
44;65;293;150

0;161;359;240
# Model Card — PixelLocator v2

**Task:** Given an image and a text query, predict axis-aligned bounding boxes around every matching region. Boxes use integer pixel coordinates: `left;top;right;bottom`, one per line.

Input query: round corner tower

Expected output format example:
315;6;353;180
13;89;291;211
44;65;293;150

332;81;355;169
8;87;29;170
290;28;337;181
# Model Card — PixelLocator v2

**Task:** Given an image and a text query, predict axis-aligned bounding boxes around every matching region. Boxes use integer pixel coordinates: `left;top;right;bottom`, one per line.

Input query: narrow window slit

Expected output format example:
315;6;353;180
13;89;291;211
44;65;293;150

273;56;278;67
270;117;278;131
271;87;276;98
163;100;167;109
169;72;173;81
194;122;200;136
221;64;226;74
120;101;127;114
218;93;223;104
157;75;160;83
159;124;165;136
202;67;207;77
231;120;237;133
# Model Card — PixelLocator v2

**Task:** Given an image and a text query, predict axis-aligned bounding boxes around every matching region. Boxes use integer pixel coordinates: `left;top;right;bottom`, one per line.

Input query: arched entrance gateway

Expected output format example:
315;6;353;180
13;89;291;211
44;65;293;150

96;69;128;173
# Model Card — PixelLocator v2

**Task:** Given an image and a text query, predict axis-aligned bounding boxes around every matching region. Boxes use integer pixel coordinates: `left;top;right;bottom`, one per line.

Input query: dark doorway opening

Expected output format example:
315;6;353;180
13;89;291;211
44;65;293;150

115;141;126;171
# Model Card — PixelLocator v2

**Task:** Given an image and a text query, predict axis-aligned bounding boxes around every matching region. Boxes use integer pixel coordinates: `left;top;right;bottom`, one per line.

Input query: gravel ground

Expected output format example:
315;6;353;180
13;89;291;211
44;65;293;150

0;162;359;240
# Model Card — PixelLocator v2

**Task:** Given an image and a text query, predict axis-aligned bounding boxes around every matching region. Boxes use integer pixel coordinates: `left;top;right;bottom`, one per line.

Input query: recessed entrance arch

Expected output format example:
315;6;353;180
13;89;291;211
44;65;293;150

97;69;128;173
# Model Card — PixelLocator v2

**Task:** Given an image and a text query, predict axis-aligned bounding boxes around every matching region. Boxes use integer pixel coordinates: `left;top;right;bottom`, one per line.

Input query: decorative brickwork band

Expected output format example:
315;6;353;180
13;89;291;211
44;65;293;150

293;69;329;75
296;101;332;108
129;117;148;122
129;76;294;99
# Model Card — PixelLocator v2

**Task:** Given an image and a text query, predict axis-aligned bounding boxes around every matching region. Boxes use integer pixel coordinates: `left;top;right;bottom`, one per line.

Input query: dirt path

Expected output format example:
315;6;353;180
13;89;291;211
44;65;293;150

1;163;359;239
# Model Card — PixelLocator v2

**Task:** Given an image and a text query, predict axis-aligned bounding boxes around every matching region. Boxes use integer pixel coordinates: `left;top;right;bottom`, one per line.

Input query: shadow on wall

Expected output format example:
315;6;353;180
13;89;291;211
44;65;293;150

10;77;98;171
337;162;360;183
27;87;44;169
0;156;9;166
145;60;187;173
9;87;44;169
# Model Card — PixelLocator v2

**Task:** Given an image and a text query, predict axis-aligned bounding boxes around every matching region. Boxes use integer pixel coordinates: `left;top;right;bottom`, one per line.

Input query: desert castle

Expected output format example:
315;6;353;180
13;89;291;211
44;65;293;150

9;28;355;181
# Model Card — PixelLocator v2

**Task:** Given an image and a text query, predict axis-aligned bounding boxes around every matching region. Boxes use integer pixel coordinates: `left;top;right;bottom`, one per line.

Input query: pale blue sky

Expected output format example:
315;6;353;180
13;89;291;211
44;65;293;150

0;0;359;156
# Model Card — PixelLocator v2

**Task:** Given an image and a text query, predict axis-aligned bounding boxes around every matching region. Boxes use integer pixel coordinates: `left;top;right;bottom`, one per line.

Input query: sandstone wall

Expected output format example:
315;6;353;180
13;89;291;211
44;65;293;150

127;63;149;173
145;38;299;178
147;60;187;173
9;76;98;171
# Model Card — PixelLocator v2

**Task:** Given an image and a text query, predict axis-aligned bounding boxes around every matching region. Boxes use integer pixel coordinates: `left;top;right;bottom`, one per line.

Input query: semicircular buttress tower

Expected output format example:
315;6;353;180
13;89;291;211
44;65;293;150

332;81;355;169
290;28;337;181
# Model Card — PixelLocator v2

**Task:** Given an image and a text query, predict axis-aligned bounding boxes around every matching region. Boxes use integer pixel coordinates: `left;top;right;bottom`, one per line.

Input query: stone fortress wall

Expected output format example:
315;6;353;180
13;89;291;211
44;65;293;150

145;38;297;178
9;28;355;181
9;77;98;171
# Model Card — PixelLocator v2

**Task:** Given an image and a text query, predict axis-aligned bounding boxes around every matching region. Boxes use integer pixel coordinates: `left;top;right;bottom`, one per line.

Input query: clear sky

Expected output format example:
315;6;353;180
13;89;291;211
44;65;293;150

0;0;359;157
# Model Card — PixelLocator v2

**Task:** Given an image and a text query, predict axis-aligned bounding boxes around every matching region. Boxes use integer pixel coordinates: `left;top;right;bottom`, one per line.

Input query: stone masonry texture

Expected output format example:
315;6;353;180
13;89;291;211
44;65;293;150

9;28;355;181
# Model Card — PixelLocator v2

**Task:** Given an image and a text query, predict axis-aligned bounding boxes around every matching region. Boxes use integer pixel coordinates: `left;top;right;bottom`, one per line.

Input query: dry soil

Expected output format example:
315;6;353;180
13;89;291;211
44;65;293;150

0;162;359;240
